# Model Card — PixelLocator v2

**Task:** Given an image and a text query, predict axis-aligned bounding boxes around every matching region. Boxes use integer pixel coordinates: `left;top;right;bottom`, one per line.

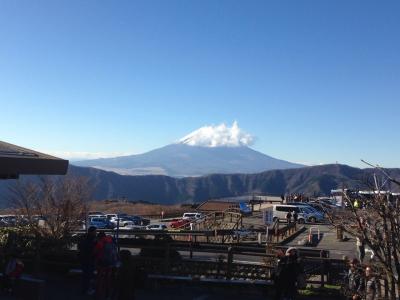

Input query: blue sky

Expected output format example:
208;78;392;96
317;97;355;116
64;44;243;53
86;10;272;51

1;1;399;167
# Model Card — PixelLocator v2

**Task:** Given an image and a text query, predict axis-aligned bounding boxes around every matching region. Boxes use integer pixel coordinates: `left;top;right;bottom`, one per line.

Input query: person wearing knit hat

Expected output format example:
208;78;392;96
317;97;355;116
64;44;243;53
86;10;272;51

285;247;298;256
273;246;305;299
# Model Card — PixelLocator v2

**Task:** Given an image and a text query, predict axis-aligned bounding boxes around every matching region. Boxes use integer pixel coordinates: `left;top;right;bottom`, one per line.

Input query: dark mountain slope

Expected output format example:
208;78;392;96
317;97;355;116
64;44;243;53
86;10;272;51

1;164;399;207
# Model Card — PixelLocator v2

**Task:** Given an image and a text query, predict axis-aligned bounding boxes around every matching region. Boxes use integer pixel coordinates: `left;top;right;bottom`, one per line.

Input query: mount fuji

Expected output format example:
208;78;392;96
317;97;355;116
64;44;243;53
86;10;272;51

74;123;303;177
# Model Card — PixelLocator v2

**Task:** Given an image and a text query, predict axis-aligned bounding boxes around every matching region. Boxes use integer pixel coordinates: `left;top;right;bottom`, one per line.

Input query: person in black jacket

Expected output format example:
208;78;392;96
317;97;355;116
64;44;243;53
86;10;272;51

274;247;304;300
78;226;97;295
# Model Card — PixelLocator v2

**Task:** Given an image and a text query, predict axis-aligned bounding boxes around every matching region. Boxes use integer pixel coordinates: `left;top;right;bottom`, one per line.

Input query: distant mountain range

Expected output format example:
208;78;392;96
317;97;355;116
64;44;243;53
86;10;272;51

73;144;303;177
1;164;399;207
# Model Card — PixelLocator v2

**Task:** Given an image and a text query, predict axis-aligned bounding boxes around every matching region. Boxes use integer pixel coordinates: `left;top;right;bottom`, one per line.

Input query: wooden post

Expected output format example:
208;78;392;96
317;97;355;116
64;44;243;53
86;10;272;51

384;279;389;299
164;243;170;274
320;258;325;287
226;247;233;279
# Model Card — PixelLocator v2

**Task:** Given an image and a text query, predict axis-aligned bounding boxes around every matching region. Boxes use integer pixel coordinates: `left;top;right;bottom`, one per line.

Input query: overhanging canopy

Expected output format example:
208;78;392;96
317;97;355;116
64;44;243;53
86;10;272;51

0;141;69;179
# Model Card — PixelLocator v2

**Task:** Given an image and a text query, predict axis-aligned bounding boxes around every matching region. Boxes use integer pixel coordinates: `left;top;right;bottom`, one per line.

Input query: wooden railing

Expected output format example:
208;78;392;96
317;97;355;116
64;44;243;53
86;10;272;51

3;232;347;289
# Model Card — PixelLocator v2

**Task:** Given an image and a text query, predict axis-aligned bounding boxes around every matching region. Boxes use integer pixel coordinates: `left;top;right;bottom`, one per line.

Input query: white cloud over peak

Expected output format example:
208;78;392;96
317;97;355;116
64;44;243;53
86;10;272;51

178;121;254;147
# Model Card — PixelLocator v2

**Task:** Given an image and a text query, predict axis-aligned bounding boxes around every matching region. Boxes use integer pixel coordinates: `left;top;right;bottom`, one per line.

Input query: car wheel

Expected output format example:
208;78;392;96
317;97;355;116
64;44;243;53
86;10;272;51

298;218;305;224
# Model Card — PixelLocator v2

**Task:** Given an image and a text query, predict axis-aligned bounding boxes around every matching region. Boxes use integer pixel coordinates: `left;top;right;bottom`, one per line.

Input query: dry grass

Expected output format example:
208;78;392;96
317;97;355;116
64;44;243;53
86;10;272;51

1;200;196;218
88;201;192;217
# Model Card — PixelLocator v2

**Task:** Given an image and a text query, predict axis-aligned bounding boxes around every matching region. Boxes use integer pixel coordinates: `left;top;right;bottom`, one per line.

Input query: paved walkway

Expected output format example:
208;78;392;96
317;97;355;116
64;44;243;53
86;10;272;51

285;224;360;260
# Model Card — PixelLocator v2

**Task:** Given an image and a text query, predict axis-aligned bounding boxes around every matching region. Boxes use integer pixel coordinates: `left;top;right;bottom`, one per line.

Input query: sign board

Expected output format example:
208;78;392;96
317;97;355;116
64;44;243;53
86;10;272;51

263;208;273;225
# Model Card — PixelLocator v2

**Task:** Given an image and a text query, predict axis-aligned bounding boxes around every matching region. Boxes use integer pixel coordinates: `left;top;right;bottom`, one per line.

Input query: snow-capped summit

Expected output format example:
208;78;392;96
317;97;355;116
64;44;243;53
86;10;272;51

74;122;303;177
178;121;253;147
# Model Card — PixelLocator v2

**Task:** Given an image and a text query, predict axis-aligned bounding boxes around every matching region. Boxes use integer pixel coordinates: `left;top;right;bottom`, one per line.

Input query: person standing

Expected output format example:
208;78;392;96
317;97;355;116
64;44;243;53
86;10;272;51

273;247;304;300
345;258;362;299
361;266;378;300
78;226;97;295
286;211;292;224
95;232;119;300
292;210;298;223
354;199;359;209
356;237;365;263
272;249;285;300
2;254;24;293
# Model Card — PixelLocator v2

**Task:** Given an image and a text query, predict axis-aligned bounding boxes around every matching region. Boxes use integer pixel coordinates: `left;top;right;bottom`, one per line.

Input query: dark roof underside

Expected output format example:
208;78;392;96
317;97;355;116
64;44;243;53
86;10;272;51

0;141;69;179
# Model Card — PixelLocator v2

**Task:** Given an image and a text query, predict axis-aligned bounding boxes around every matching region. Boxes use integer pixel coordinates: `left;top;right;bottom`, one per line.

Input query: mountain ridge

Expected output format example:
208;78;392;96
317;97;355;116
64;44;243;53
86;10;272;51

1;164;398;207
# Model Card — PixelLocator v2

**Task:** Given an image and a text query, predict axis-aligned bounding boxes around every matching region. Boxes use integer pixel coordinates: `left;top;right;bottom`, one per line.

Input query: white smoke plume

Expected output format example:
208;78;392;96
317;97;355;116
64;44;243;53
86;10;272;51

178;121;254;147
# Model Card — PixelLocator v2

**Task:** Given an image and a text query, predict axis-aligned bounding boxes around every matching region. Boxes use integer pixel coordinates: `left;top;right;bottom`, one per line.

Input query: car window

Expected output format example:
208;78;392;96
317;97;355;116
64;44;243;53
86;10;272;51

92;218;104;222
276;206;293;212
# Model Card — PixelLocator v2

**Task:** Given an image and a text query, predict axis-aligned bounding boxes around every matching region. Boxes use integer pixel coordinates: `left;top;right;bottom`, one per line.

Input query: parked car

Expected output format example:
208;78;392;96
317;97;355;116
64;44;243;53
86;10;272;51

119;223;145;230
89;214;107;220
125;216;150;226
107;213;128;220
170;219;190;228
273;205;306;223
317;198;340;208
305;202;327;214
272;204;324;223
146;224;167;230
286;202;326;218
182;212;203;220
299;206;325;223
0;215;17;226
110;217;135;227
89;217;115;229
89;219;108;229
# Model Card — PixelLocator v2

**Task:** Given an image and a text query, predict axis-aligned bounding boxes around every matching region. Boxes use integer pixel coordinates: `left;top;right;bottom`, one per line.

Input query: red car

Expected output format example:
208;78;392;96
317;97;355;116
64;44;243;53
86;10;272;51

170;219;190;229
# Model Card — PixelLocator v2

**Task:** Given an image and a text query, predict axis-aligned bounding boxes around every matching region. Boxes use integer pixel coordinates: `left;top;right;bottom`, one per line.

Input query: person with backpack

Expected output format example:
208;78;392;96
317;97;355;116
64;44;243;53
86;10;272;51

1;254;24;294
95;232;119;300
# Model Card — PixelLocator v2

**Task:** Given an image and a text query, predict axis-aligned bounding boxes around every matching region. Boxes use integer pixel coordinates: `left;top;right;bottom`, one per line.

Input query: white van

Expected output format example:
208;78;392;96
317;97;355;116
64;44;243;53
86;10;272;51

272;205;307;223
182;212;203;220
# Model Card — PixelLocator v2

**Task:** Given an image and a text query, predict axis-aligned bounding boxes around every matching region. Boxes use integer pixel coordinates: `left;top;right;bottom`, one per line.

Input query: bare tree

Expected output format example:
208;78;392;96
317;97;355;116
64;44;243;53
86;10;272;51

9;176;92;240
328;164;400;299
